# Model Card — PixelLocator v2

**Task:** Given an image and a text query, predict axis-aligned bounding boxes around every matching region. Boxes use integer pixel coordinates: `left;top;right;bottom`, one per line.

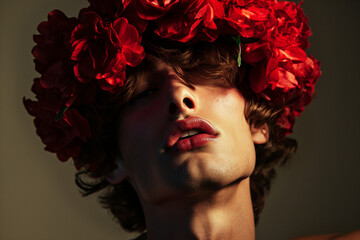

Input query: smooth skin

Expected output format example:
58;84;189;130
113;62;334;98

110;55;269;240
107;55;360;240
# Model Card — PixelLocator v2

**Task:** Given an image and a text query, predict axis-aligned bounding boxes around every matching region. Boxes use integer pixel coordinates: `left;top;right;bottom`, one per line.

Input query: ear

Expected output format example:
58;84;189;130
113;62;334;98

105;157;128;184
250;122;269;145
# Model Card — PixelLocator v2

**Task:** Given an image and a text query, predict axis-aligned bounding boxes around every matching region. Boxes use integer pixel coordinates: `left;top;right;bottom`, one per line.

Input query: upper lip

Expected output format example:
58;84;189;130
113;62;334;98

164;116;219;150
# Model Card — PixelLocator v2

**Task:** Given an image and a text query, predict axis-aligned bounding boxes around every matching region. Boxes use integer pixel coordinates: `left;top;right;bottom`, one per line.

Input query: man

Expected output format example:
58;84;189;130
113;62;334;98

25;0;328;239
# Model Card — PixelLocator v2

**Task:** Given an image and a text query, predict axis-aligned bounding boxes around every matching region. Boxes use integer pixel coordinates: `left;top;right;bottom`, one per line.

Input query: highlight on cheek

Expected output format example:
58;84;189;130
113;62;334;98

212;87;244;112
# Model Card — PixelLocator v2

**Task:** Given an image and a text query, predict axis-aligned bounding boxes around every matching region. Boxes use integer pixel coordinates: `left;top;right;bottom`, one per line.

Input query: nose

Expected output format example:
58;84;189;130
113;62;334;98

167;81;197;117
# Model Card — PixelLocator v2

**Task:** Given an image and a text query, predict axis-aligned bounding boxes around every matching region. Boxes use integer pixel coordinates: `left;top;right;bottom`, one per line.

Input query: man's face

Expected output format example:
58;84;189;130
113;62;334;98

118;55;256;203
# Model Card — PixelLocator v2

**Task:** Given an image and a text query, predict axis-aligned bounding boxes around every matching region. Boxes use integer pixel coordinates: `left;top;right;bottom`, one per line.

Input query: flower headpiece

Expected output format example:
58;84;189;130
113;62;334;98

24;0;321;172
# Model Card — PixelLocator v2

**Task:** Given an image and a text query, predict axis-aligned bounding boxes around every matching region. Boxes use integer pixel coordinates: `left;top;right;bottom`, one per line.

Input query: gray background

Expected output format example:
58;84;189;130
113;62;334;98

0;0;359;239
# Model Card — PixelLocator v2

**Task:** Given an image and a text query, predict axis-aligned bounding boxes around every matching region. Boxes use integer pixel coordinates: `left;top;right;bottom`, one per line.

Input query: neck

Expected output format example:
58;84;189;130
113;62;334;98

140;178;255;240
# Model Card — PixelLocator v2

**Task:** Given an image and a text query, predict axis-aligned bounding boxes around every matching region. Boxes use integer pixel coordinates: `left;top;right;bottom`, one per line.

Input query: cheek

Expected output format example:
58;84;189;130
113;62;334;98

117;115;155;194
117;111;172;201
209;88;255;175
117;111;152;173
117;102;165;173
119;114;142;151
119;102;160;147
209;88;246;116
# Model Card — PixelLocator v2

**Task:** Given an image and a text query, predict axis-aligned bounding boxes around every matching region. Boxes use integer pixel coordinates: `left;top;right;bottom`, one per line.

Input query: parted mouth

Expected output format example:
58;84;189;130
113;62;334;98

164;116;219;151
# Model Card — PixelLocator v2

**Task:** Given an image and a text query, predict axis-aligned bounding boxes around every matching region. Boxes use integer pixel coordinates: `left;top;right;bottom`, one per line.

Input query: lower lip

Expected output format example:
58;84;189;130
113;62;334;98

172;134;217;152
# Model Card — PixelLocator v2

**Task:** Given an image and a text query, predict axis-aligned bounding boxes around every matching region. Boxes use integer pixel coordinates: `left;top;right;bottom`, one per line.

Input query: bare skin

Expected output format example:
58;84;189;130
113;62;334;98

110;55;269;240
140;178;255;240
107;55;359;240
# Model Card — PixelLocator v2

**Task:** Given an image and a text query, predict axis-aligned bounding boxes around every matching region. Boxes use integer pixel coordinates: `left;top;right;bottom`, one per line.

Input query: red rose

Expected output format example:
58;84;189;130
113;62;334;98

264;56;321;134
32;10;79;105
122;3;149;34
246;49;307;96
242;40;271;64
277;107;295;135
134;0;180;20
25;0;321;171
154;0;225;42
266;57;299;92
32;10;77;74
26;11;93;165
87;0;148;34
293;56;321;85
243;1;314;98
24;78;91;165
250;55;320;103
71;11;145;92
222;0;276;38
266;1;311;50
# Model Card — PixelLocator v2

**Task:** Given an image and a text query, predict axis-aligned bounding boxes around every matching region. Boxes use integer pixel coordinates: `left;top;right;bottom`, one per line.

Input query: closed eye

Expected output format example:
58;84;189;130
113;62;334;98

130;89;159;105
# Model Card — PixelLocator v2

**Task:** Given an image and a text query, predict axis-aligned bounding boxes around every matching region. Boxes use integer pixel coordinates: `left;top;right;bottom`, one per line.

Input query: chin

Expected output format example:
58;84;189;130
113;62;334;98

169;158;250;193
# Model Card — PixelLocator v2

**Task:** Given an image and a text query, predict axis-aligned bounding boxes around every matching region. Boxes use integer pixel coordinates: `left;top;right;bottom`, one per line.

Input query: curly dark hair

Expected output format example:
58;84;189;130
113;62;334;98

75;33;297;232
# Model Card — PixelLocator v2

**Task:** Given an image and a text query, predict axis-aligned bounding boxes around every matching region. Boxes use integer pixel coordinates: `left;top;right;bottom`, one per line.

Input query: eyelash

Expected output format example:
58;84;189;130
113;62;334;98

130;89;158;105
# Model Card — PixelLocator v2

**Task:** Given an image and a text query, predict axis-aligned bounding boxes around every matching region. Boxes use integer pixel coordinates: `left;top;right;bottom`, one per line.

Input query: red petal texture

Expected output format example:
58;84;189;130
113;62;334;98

70;11;144;92
25;0;321;171
222;0;277;38
113;18;146;66
241;1;320;134
249;62;267;93
153;0;225;42
134;0;181;20
23;81;87;164
63;109;92;141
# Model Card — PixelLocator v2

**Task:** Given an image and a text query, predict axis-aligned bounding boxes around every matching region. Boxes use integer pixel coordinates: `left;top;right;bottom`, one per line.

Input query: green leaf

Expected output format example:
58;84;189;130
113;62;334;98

232;35;242;67
237;44;242;68
55;105;70;121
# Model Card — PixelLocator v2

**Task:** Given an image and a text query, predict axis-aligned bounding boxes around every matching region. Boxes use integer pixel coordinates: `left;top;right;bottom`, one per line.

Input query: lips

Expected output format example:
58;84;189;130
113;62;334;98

165;116;219;152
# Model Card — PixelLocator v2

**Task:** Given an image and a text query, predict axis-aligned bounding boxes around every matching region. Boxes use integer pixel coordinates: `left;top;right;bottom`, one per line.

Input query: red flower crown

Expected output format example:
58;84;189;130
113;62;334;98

24;0;321;172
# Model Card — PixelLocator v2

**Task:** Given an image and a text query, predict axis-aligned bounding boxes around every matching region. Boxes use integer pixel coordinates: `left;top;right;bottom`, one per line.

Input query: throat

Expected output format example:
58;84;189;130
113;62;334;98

142;178;255;240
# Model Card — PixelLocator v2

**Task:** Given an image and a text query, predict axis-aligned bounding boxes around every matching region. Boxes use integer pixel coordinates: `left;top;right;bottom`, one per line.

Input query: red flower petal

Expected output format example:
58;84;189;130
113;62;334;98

249;62;267;93
63;109;92;141
135;0;180;20
278;46;307;62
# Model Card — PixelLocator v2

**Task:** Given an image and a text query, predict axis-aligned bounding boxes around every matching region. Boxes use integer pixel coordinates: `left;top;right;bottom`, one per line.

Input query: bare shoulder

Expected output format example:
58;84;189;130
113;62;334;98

291;230;360;240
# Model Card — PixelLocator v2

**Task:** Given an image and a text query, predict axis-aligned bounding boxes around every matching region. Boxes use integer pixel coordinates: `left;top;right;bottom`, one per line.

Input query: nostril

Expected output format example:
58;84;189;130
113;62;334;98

183;98;194;109
169;97;195;115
